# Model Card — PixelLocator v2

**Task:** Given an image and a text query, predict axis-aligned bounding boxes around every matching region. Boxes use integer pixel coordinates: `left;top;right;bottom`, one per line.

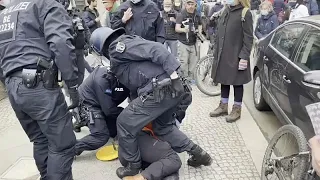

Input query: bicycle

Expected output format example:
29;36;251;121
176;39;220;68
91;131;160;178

261;103;320;180
194;42;221;96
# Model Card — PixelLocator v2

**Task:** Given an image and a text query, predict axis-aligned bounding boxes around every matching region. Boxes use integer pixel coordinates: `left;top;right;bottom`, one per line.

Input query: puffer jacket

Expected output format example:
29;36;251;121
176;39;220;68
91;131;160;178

255;11;279;39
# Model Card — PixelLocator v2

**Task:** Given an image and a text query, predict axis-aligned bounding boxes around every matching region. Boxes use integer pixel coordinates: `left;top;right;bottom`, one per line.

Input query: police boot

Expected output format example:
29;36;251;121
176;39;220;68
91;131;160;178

187;144;213;167
226;104;241;123
163;173;179;180
122;174;146;180
116;163;141;179
209;102;228;117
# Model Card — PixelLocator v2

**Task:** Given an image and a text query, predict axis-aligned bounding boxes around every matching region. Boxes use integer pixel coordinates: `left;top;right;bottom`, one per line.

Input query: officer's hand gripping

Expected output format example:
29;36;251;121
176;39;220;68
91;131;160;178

68;87;80;110
170;71;184;96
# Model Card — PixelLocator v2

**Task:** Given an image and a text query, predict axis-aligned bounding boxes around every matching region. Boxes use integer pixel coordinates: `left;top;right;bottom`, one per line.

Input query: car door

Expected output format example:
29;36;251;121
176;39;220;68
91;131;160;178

263;23;307;122
285;26;320;139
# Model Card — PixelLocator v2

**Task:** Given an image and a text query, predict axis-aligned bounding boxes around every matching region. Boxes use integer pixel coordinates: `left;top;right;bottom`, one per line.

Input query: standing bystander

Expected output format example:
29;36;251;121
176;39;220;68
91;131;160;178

175;0;202;82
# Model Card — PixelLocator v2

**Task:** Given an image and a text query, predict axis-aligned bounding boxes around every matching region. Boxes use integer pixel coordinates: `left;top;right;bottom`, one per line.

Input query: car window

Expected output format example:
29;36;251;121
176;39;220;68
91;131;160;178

294;27;320;72
270;24;305;59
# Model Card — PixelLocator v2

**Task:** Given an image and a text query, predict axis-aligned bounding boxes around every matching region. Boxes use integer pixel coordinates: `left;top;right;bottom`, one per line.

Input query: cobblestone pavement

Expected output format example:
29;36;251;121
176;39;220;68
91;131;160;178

179;89;260;180
0;86;261;180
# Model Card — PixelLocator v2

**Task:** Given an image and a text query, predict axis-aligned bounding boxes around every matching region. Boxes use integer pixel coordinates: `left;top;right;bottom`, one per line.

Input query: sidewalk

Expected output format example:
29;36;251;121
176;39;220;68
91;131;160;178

0;86;267;180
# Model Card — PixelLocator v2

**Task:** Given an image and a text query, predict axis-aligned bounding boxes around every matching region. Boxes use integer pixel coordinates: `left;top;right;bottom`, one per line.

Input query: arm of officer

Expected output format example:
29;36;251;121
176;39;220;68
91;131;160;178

111;9;126;29
42;0;78;84
94;80;114;117
156;12;166;44
109;40;180;76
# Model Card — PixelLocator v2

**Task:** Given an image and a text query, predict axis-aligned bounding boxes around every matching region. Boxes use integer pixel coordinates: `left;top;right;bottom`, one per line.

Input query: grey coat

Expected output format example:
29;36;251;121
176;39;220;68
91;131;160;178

211;4;253;85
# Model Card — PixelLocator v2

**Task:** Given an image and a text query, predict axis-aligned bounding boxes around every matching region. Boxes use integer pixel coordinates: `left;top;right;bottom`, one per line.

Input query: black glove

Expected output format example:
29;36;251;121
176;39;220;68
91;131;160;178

171;78;185;96
68;87;79;110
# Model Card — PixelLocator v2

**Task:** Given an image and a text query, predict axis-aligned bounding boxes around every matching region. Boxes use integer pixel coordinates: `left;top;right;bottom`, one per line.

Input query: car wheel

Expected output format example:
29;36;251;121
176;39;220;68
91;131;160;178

253;71;270;111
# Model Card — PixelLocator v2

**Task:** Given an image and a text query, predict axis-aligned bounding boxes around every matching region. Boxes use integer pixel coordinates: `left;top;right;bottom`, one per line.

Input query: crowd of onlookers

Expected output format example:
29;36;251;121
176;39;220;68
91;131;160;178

77;0;203;84
251;0;319;39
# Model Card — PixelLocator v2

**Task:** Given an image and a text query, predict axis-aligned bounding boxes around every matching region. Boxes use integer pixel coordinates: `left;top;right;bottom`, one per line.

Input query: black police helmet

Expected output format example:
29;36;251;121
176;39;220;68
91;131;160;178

90;27;126;57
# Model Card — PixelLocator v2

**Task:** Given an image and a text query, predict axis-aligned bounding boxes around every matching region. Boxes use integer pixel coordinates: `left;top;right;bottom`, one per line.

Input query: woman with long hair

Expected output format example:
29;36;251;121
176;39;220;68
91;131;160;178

209;0;253;122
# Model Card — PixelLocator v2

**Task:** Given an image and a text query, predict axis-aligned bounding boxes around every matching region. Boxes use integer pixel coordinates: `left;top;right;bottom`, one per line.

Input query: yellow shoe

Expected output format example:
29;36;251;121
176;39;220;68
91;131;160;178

123;174;146;180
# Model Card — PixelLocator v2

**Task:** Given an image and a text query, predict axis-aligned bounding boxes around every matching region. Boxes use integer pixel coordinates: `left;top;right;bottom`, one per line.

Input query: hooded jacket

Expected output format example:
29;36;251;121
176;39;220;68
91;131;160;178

255;11;279;39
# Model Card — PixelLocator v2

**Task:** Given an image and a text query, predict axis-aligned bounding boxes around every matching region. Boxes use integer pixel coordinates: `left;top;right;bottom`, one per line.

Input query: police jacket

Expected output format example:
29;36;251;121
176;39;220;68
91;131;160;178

109;35;181;96
79;66;130;116
161;10;178;40
110;0;166;43
0;0;78;84
83;6;100;33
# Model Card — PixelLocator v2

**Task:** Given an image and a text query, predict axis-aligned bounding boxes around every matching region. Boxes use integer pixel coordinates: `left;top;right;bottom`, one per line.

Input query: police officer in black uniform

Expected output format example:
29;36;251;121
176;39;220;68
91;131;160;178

0;0;79;179
90;27;212;178
110;0;166;43
74;66;130;155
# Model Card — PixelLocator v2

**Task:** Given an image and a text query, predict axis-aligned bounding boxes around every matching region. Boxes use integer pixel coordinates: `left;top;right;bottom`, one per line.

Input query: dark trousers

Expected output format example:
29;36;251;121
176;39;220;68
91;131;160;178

119;131;181;180
75;49;86;85
75;107;110;155
117;92;194;166
75;106;122;154
221;84;244;102
6;77;75;180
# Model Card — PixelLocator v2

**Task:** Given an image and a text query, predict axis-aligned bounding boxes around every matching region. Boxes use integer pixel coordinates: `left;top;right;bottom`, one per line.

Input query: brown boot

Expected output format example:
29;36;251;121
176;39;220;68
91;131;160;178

123;174;146;180
209;102;228;117
226;105;241;123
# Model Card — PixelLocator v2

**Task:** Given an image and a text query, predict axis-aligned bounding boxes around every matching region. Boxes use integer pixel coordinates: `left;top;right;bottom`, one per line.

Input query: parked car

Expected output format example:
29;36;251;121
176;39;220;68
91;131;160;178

252;15;320;139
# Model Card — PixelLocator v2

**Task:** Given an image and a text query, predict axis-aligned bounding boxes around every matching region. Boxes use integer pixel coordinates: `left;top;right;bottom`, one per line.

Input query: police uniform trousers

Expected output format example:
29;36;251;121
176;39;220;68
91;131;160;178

74;105;123;155
119;131;181;180
117;92;195;166
75;106;111;155
5;77;76;180
75;49;86;85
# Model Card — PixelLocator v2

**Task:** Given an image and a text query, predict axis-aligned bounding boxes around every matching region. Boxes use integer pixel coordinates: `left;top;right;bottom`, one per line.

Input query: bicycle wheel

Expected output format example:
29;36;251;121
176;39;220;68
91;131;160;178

195;55;221;96
261;125;309;180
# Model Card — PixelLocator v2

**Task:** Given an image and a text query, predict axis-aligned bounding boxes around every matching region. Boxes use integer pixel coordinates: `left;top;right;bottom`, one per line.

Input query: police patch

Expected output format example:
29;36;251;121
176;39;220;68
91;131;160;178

0;10;18;44
116;42;125;53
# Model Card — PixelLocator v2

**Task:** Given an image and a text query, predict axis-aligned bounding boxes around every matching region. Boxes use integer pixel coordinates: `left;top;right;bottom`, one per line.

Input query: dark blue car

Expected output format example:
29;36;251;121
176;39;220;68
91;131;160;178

252;15;320;139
